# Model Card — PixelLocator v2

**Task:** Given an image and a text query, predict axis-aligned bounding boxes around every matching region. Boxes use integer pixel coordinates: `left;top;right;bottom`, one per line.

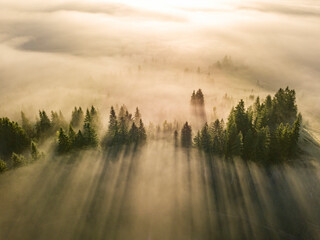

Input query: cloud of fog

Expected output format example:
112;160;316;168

0;0;319;128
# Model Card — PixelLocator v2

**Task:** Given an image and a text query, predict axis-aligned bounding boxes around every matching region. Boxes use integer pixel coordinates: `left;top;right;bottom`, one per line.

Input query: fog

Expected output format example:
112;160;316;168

0;0;320;239
1;0;320;125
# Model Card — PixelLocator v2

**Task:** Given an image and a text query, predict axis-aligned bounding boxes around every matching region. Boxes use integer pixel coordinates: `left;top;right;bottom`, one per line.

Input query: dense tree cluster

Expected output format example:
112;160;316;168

0;117;30;158
0;86;305;173
102;106;147;147
191;89;206;119
181;122;192;148
194;87;301;162
57;107;99;153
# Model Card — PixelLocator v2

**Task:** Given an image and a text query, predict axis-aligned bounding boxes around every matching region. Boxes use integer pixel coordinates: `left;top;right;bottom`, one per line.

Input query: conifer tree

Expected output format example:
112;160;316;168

118;117;128;145
31;141;40;161
90;106;101;130
36;110;51;137
83;123;98;148
68;125;76;147
134;107;141;126
58;128;70;153
181;122;192;148
174;130;179;147
74;130;85;149
129;122;139;144
70;107;84;128
289;114;301;156
0;118;30;157
11;153;25;168
194;131;201;148
0;159;7;173
200;122;212;152
138;119;147;143
21;111;35;139
84;109;92;125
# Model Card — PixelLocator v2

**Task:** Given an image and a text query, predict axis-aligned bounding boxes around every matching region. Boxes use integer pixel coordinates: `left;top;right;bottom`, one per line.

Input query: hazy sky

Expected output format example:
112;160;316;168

0;0;319;126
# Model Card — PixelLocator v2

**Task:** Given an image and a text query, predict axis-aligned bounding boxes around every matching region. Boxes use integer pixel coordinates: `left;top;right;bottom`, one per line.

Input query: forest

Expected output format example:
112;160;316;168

0;87;302;173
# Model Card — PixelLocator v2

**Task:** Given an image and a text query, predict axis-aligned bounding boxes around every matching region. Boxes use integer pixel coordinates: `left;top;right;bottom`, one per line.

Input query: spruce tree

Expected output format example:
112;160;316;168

200;123;212;152
0;118;30;157
174;130;179;147
74;130;85;149
129;122;139;144
134;107;141;126
0;159;7;173
21;111;35;139
31;141;40;161
58;128;70;153
138;119;147;143
36;110;51;137
181;122;192;148
70;107;84;128
83;123;98;148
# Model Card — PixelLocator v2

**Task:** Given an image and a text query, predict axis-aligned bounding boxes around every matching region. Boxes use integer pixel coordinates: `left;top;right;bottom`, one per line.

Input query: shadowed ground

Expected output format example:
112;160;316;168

0;141;319;240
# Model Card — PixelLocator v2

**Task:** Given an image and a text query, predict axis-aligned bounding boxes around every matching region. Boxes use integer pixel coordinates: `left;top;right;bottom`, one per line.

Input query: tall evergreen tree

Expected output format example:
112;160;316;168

138;119;147;143
181;122;192;148
200;123;212;152
58;128;70;153
70;107;84;128
21;111;35;139
74;130;85;149
134;107;141;126
0;118;30;158
129;122;139;144
174;130;179;147
31;141;40;161
83;123;98;148
36;110;51;137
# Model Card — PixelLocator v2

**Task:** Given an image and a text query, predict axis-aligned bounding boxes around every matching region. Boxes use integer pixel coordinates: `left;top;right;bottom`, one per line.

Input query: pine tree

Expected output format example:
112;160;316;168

196;89;204;105
58;128;70;153
134;107;141;126
181;122;192;148
36;110;51;137
191;90;196;105
83;123;98;148
118;117;128;145
0;159;7;173
21;111;35;139
108;106;118;134
68;125;76;147
0;118;30;157
200;122;212;152
74;130;85;149
84;109;91;125
174;130;179;147
11;153;26;168
194;131;201;148
138;119;147;143
289;114;301;157
225;109;238;156
90;106;100;130
31;141;40;161
255;127;271;162
70;107;84;128
129;122;139;144
242;128;255;160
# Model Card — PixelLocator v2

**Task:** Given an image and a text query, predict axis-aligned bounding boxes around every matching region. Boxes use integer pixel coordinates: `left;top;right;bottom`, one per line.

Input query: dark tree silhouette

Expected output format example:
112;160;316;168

181;122;192;148
0;117;30;158
70;107;84;129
